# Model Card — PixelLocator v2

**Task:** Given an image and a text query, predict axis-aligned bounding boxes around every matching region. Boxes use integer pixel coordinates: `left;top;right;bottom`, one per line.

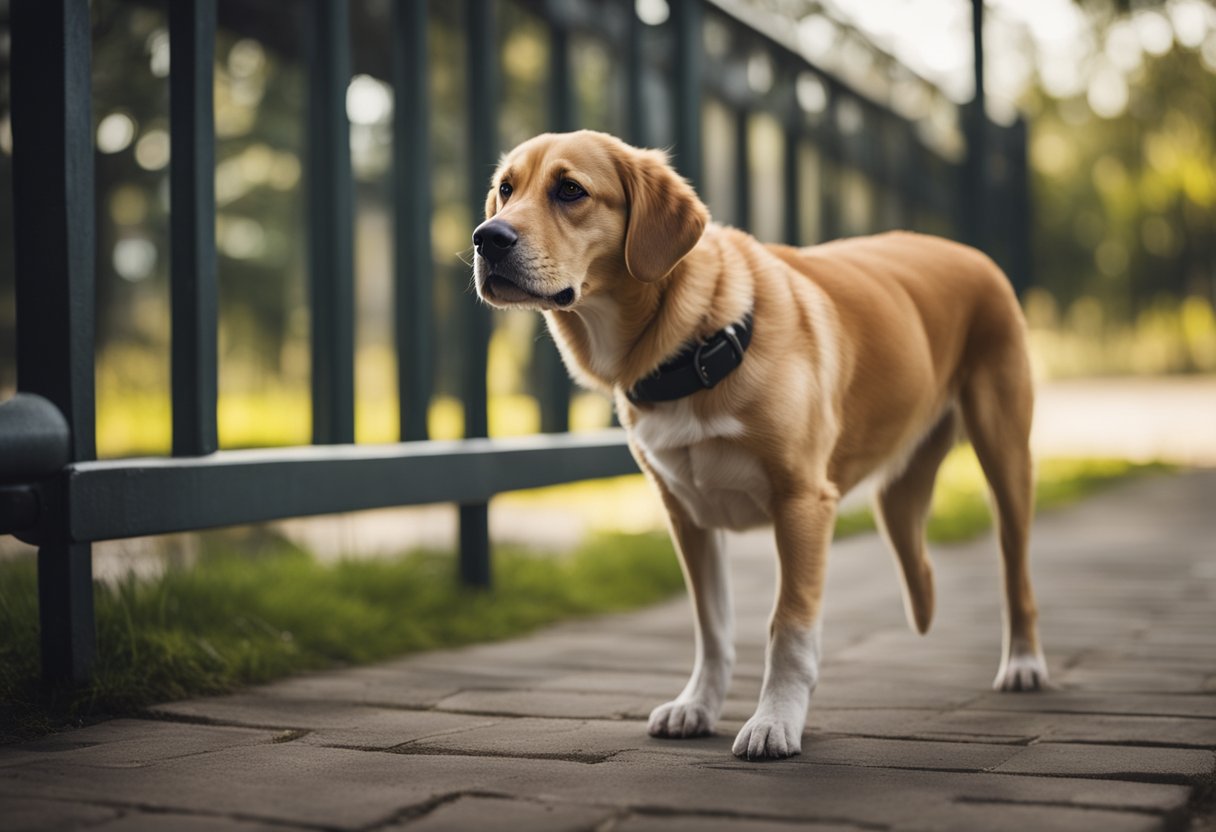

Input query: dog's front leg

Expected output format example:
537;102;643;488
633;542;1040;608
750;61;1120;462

648;495;735;739
733;483;837;760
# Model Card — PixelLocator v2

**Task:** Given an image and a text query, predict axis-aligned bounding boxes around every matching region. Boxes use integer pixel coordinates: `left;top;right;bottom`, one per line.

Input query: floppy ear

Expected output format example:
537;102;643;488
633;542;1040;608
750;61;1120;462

617;147;709;283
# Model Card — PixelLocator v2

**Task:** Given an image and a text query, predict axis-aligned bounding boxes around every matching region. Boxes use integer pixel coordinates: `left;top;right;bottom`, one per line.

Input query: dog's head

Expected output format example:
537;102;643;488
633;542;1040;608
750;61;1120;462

472;131;709;311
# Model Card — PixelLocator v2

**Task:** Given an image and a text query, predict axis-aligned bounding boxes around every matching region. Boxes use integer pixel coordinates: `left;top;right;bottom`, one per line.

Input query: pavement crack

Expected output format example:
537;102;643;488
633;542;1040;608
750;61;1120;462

356;789;556;832
12;794;340;832
988;768;1199;786
954;794;1169;817
382;743;623;765
430;706;626;721
1042;737;1216;751
623;804;889;830
841;731;1035;747
139;707;307;735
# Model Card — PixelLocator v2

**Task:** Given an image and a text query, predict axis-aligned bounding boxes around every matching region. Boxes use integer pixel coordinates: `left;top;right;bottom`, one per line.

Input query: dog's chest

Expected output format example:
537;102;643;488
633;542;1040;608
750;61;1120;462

630;401;772;531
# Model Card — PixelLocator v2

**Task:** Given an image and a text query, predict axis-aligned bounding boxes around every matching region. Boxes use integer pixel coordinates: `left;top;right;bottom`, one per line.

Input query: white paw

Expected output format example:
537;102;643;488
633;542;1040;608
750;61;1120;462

732;714;802;760
648;699;717;738
994;648;1049;692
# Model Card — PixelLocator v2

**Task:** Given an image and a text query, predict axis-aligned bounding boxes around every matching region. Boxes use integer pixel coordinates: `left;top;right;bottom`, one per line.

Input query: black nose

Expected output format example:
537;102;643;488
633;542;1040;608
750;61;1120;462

472;219;518;264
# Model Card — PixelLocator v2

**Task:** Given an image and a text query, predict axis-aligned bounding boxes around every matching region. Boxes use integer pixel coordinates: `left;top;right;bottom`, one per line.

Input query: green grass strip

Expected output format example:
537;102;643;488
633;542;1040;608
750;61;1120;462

0;533;683;733
833;454;1174;543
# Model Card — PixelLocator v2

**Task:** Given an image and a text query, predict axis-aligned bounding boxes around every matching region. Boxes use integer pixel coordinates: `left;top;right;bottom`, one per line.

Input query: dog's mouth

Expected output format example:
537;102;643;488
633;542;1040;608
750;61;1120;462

485;274;575;308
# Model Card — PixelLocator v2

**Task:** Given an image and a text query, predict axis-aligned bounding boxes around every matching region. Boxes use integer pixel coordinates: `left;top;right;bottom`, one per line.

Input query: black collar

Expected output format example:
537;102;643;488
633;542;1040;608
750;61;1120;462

626;314;753;405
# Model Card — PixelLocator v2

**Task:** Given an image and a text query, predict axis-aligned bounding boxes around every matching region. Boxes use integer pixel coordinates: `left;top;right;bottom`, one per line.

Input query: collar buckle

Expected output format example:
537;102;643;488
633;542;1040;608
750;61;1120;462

692;324;746;390
693;341;714;388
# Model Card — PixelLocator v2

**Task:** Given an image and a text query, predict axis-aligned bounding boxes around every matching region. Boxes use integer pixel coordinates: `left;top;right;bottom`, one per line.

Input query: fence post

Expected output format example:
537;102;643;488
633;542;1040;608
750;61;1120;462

783;79;801;245
1008;117;1032;295
393;0;433;441
817;90;840;243
537;19;573;434
461;0;498;587
170;0;219;457
625;3;645;146
734;109;751;233
672;0;703;191
11;0;98;685
305;0;356;445
961;0;988;253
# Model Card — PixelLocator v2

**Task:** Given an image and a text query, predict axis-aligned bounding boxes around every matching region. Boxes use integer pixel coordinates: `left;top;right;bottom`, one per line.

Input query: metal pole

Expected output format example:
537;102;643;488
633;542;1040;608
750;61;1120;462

625;2;645;146
461;0;498;587
538;20;573;434
672;0;703;191
393;0;433;441
963;0;987;251
169;0;219;457
11;0;98;684
734;109;751;233
306;0;356;445
1009;117;1032;295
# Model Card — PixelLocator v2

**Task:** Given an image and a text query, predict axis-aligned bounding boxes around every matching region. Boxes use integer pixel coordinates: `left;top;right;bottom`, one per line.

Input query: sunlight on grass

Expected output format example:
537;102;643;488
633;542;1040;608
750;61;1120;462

95;388;615;457
503;449;1173;542
831;449;1173;542
1025;291;1216;379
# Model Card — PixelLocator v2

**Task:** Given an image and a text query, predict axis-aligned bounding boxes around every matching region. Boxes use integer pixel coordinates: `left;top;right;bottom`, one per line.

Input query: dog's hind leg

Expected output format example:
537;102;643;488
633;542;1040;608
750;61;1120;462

874;407;959;635
959;350;1048;691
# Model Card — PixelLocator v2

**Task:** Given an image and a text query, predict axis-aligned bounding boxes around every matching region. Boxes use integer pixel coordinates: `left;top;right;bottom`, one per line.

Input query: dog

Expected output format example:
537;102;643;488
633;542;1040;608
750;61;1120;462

471;130;1048;760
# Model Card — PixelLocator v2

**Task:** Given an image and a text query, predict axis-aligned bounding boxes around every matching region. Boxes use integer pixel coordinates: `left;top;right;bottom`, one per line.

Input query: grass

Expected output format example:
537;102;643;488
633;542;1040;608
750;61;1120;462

0;454;1171;736
499;449;1174;542
0;532;683;735
830;452;1175;543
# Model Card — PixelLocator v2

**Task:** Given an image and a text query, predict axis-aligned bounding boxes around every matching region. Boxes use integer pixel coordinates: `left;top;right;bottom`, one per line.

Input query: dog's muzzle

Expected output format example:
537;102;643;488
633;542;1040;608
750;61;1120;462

472;219;575;308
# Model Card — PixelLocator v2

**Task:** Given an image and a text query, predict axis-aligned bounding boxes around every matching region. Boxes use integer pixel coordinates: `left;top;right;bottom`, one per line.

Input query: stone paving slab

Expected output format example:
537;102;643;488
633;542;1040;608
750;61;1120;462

991;743;1215;781
88;812;292;832
614;815;865;832
4;797;119;832
379;796;612;832
2;470;1215;830
148;696;500;750
0;719;286;769
0;743;1195;829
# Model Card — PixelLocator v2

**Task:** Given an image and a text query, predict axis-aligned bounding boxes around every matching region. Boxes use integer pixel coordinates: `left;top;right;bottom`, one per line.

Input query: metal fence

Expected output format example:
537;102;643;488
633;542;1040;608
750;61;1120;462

0;0;1029;685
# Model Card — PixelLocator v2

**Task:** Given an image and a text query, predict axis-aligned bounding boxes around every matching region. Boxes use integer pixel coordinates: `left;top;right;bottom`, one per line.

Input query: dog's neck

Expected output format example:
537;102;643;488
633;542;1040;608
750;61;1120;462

543;227;742;396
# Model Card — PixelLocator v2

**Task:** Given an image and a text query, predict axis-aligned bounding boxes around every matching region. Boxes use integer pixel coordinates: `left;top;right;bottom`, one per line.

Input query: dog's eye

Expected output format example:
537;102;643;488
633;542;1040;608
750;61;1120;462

556;179;586;202
498;182;513;200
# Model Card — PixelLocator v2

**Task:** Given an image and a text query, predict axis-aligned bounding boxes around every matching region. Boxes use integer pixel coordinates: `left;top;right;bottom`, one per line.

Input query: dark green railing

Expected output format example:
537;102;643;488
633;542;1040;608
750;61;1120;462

1;0;1028;684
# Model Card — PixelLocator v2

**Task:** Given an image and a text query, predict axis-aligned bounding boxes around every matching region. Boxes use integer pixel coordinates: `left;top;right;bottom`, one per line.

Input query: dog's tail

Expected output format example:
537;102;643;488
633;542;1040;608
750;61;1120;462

872;408;959;635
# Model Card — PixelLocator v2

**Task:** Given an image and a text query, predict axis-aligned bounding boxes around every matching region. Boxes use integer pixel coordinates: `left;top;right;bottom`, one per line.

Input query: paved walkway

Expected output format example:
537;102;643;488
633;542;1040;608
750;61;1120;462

3;471;1215;831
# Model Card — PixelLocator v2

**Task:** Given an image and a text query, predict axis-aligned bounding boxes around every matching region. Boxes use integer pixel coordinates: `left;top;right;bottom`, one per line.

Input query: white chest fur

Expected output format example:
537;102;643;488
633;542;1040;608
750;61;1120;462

631;400;772;531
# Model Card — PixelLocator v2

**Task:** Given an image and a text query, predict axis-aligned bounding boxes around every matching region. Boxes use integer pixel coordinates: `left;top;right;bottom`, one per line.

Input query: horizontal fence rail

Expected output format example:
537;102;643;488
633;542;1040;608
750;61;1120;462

63;431;637;543
3;0;1029;684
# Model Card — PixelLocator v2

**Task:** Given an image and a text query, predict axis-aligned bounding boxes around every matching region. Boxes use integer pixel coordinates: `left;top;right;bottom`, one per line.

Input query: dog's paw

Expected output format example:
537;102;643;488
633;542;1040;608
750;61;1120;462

731;715;802;760
648;699;716;738
994;649;1049;692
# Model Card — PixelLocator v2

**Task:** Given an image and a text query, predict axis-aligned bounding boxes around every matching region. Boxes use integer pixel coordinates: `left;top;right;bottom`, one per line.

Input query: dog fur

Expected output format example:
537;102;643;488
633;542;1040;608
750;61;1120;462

471;130;1048;760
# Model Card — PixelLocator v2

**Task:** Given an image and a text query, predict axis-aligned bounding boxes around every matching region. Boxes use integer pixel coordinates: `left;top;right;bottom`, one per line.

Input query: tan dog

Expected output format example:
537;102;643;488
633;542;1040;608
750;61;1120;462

471;130;1047;760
